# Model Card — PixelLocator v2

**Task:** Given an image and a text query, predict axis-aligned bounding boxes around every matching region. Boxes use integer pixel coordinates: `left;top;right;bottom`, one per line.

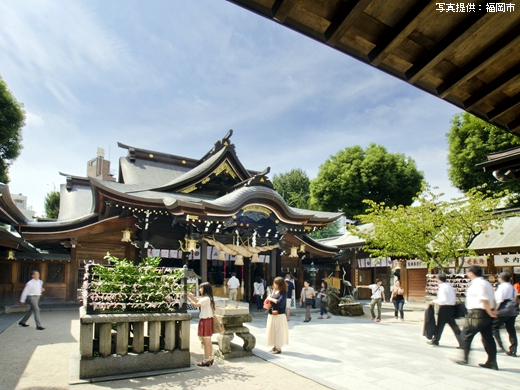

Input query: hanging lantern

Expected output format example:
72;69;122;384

217;251;226;261
7;250;16;260
179;235;198;252
235;255;244;266
289;246;298;258
299;244;306;253
121;228;132;243
187;239;198;252
251;253;260;263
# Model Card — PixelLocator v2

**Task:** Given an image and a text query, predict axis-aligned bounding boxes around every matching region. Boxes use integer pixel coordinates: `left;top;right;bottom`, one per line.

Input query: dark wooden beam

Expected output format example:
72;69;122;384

507;117;520;133
325;0;373;47
463;63;520;110
487;93;520;121
368;0;433;66
437;22;520;98
406;7;496;84
271;0;297;23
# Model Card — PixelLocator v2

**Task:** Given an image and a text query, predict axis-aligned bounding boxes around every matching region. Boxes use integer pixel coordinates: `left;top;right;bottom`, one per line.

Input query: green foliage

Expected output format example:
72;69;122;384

86;254;185;312
310;143;423;218
0;76;25;183
349;183;510;270
272;168;310;209
309;219;341;239
447;112;520;194
44;191;60;219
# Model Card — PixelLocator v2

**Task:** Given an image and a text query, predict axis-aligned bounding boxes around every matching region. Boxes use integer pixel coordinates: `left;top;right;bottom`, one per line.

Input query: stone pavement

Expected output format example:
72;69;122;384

0;302;518;390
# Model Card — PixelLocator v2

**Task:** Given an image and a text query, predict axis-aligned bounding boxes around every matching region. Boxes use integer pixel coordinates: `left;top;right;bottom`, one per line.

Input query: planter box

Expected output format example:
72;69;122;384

78;307;192;379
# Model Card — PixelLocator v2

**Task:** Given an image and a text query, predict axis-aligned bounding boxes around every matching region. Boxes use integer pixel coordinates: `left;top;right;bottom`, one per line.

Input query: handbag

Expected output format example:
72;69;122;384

497;300;520;317
454;302;467;319
263;299;272;310
303;288;314;306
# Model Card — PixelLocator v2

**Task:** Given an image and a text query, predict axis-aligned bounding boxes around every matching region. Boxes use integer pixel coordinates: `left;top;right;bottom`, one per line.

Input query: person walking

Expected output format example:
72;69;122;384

265;276;289;354
300;281;316;322
227;272;240;302
188;282;216;367
19;270;45;330
358;279;386;322
317;281;331;319
253;276;265;312
285;274;295;321
390;280;405;321
456;265;498;370
427;274;461;347
492;272;517;357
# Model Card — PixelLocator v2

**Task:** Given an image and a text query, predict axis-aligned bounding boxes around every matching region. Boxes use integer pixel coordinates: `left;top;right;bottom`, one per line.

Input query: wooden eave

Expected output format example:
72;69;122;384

0;184;30;226
284;233;338;257
19;215;131;243
227;0;520;135
476;146;520;171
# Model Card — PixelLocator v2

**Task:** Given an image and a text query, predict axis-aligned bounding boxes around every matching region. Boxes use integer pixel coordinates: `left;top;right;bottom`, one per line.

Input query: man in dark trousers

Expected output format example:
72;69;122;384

285;274;295;321
492;272;517;357
428;274;461;347
456;265;498;370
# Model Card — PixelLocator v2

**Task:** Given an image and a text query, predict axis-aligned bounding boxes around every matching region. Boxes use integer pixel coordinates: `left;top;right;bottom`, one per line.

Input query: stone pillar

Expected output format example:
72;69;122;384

148;321;161;353
164;321;176;351
201;240;208;283
178;318;190;350
98;323;112;357
132;322;145;353
80;323;94;358
116;322;129;356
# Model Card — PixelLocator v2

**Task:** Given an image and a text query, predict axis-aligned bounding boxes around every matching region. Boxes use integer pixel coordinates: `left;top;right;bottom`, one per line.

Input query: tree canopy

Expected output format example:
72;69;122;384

447;112;520;194
308;219;341;240
272;168;310;209
310;143;423;218
0;76;25;184
44;191;60;219
348;184;509;271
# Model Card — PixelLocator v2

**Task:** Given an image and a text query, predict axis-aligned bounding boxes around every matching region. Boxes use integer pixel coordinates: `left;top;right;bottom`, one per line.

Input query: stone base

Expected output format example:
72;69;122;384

213;343;253;360
79;350;190;379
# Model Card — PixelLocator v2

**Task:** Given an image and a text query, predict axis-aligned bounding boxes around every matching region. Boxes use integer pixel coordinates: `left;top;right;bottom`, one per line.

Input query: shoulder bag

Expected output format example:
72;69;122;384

497;299;520;317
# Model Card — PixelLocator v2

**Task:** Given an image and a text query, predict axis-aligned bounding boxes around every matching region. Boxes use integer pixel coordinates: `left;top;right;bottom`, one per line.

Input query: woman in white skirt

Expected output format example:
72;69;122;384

265;276;289;354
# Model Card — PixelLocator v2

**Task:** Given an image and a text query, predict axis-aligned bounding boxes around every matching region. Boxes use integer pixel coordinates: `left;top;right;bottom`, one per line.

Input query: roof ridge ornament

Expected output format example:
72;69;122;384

201;129;234;162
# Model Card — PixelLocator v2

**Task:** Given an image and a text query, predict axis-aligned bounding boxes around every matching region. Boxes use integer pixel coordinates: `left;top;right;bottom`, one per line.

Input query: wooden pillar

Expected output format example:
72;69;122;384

270;249;277;281
11;260;19;305
244;258;251;302
67;241;78;302
401;261;409;301
200;240;208;283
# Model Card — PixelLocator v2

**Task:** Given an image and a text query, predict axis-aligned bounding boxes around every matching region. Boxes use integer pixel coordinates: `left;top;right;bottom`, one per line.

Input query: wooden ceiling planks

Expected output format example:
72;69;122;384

226;0;520;135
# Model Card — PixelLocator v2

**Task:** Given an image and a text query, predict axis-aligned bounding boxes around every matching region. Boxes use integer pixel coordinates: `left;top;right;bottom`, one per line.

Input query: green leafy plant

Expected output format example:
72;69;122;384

83;253;186;313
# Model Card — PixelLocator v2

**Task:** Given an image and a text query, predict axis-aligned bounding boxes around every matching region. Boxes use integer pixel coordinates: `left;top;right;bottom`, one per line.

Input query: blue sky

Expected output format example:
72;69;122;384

0;0;463;216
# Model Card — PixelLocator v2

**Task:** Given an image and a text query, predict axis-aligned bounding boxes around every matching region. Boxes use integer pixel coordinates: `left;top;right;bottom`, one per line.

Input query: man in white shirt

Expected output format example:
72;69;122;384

428;274;461;347
456;265;497;370
492;272;517;357
227;272;240;302
358;278;386;322
19;270;45;330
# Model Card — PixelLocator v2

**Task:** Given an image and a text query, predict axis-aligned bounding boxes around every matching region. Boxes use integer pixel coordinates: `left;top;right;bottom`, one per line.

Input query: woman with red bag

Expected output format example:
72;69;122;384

264;276;289;354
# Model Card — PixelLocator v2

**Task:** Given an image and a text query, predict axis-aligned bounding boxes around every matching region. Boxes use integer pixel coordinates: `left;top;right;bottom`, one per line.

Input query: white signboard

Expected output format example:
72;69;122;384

406;259;428;269
461;256;488;268
494;254;520;267
358;258;393;268
514;267;520;274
